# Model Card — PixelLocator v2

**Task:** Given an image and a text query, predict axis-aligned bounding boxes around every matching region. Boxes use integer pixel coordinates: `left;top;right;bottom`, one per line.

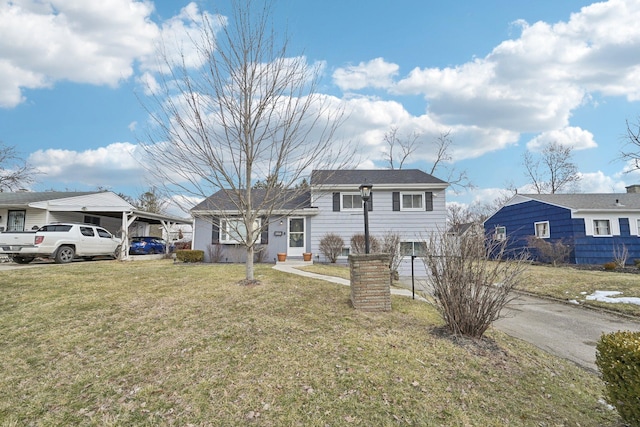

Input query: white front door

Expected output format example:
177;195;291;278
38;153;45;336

287;217;305;257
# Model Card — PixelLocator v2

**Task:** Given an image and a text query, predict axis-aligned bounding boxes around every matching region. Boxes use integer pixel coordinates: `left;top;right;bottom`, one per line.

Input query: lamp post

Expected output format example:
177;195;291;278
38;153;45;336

359;183;373;254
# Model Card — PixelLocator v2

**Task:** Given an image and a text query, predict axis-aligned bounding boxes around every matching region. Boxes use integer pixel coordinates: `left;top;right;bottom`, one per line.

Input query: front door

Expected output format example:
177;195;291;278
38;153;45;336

287;217;305;257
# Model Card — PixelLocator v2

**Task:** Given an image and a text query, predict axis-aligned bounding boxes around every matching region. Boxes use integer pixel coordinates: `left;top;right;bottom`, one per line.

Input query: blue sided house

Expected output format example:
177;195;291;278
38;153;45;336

483;186;640;265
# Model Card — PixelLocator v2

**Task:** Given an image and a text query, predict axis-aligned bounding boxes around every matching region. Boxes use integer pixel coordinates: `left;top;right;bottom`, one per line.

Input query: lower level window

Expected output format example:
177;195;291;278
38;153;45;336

400;241;426;256
495;226;506;241
220;218;260;244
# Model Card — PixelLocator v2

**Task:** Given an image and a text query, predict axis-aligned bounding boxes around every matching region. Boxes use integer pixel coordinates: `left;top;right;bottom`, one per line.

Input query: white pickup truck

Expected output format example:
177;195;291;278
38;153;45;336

0;223;122;264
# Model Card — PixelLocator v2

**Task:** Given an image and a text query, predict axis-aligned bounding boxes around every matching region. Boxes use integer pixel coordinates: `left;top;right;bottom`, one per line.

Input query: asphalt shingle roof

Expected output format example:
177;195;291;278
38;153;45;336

192;188;311;212
522;193;640;210
310;169;447;186
0;191;99;206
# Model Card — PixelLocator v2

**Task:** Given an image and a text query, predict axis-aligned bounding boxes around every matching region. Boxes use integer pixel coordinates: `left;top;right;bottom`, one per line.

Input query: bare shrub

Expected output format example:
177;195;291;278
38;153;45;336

613;243;629;268
207;244;224;263
319;233;344;263
350;233;380;254
422;231;529;338
526;237;572;266
381;231;402;279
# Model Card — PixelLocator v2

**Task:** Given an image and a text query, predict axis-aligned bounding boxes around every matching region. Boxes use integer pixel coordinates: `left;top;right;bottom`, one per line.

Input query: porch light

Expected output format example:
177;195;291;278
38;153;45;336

359;183;373;254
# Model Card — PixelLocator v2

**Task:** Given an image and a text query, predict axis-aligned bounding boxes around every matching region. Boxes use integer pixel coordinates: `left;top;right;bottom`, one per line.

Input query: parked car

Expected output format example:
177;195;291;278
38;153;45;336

0;223;122;264
129;237;172;255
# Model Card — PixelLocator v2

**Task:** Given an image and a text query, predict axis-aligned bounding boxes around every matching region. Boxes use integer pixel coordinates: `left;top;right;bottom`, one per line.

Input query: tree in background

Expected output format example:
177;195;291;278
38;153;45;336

522;141;580;194
134;187;168;214
0;142;36;191
140;0;350;282
382;128;472;192
621;117;640;171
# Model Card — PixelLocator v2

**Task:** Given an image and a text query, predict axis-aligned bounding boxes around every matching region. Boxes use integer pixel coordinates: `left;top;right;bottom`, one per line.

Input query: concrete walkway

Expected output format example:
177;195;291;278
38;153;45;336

272;262;640;372
272;261;423;300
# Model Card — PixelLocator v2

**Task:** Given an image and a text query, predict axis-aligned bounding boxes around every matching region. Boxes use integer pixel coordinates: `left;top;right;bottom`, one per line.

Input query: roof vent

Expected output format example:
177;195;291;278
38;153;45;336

615;199;624;207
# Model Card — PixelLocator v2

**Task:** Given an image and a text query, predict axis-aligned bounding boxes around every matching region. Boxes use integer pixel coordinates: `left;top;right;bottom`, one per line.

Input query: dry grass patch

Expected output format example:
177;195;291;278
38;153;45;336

519;264;640;316
0;260;621;426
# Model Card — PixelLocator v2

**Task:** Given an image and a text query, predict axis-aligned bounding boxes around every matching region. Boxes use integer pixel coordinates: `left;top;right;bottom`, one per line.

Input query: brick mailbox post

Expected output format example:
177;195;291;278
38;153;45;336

349;253;391;312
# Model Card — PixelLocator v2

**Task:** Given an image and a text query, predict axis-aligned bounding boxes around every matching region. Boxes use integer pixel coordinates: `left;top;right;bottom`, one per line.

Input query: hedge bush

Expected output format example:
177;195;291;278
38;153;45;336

176;249;204;263
595;331;640;426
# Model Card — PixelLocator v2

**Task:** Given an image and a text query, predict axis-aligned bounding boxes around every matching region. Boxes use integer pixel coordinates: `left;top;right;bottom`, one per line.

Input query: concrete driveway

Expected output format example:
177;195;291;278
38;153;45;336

493;293;640;372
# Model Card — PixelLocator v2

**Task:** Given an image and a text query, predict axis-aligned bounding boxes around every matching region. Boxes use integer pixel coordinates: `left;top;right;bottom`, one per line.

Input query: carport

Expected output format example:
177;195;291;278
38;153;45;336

0;191;192;260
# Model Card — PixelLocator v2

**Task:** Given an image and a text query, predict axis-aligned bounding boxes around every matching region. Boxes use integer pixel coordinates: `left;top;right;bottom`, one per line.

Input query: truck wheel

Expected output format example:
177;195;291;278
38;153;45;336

12;256;34;264
113;245;122;260
54;246;75;264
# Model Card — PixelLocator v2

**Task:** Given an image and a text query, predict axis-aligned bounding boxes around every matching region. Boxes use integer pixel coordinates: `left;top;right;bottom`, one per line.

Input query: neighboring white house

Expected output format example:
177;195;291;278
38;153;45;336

191;169;449;276
0;191;191;259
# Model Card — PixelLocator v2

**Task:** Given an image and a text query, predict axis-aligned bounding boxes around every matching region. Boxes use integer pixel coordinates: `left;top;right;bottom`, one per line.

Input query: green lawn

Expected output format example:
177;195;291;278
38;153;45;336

0;260;621;426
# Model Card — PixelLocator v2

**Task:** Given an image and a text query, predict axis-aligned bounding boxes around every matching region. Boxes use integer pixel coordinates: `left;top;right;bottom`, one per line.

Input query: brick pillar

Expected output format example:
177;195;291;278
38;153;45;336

349;253;391;312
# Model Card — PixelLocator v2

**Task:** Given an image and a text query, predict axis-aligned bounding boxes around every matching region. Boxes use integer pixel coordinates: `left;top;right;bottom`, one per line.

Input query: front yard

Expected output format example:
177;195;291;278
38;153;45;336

0;260;623;426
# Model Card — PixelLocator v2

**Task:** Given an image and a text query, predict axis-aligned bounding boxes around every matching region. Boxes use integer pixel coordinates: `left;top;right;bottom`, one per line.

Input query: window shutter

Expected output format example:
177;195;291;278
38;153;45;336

260;218;269;244
425;192;433;211
333;192;340;211
368;192;373;211
392;192;400;211
211;217;220;244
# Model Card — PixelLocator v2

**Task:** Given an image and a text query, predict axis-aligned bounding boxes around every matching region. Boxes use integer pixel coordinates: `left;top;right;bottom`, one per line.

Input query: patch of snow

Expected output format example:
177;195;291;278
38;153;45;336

585;290;640;305
567;299;580;305
598;398;615;411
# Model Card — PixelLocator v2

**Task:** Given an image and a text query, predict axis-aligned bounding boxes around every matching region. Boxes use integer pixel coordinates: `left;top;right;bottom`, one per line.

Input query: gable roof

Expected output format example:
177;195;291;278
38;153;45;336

0;191;101;206
191;188;312;213
311;169;447;187
511;193;640;211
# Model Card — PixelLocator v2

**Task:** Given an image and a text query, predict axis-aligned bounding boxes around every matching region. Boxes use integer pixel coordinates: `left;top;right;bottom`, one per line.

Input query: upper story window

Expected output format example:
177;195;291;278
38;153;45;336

534;221;550;238
392;192;433;211
593;219;611;236
342;193;363;210
401;193;423;211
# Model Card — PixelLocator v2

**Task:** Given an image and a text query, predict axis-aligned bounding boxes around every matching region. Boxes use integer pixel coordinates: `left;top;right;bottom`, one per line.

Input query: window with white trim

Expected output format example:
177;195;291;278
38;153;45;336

593;219;611;236
534;221;550;238
637;219;640;236
400;241;426;256
341;247;350;257
342;193;363;210
495;226;506;241
220;218;260;244
401;193;423;211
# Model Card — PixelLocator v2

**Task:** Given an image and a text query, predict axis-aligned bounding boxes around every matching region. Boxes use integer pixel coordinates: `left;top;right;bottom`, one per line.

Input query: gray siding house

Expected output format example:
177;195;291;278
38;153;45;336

191;169;448;276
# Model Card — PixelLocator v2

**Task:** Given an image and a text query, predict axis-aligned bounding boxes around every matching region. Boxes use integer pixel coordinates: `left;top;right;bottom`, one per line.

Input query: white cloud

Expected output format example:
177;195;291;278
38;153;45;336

333;58;399;91
526;127;597;151
338;0;640;139
28;142;146;188
0;0;159;108
578;170;627;193
138;2;220;74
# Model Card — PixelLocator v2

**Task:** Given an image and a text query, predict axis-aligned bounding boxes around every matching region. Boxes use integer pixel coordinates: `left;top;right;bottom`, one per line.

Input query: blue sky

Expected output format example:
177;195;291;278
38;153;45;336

2;0;640;212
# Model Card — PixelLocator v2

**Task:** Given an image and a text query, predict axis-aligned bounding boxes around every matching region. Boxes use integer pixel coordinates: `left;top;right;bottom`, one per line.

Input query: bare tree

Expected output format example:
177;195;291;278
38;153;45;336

134;187;168;214
140;0;350;281
383;126;419;170
0;142;37;191
619;117;640;173
522;141;580;194
383;128;472;191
